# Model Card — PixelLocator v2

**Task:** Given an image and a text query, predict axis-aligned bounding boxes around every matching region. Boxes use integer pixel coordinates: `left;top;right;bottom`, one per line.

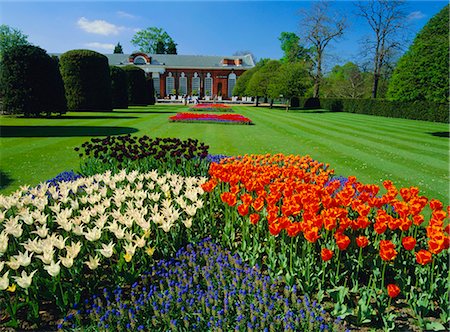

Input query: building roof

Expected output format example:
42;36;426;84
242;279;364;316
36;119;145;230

103;53;255;69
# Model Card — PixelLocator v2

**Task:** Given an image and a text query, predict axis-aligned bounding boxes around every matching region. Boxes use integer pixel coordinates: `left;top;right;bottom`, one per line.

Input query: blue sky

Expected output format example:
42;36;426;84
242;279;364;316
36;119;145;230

0;1;447;69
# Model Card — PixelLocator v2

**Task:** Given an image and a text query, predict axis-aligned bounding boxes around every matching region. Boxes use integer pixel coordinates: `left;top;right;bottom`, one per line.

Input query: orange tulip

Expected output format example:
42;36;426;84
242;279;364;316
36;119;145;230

379;240;397;261
401;236;416;251
237;204;249;217
249;213;260;225
415;249;432;265
251;197;265;212
387;284;400;298
356;236;369;248
430;199;443;211
335;233;351;251
321;248;333;261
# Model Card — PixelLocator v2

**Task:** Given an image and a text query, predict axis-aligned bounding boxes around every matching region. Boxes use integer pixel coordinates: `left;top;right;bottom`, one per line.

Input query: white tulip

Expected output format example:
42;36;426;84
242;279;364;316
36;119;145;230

159;220;174;233
7;257;20;270
97;241;115;258
0;262;3;272
12;250;33;267
13;269;37;289
66;241;82;258
0;271;10;290
123;242;137;256
4;216;23;238
44;260;61;277
184;205;197;217
0;231;9;254
32;224;49;238
84;227;102;242
85;255;100;270
134;234;146;248
37;248;54;265
113;225;126;240
21;237;43;254
59;254;74;268
182;218;193;229
72;224;85;236
49;202;62;214
176;197;187;209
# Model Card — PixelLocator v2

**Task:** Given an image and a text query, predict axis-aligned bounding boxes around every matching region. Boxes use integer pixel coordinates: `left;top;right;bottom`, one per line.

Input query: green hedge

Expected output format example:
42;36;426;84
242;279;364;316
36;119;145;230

0;45;67;116
122;65;147;106
297;97;448;123
146;77;156;105
60;49;112;111
110;66;128;109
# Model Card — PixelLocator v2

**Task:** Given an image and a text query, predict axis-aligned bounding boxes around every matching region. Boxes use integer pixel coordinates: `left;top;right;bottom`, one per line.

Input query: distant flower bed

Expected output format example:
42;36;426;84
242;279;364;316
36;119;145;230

188;103;233;112
169;113;252;125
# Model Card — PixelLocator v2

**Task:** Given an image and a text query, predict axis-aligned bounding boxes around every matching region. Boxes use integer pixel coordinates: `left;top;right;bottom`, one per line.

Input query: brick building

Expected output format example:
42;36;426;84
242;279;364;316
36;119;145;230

105;53;255;99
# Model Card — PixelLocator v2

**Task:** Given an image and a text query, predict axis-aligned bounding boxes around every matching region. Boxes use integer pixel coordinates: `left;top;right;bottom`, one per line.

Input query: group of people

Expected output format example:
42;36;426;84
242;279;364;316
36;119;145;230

183;95;200;105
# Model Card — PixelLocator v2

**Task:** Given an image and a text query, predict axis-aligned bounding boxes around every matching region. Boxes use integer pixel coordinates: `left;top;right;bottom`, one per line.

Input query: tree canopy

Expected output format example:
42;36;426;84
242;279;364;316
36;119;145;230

322;62;371;98
131;27;177;54
0;24;30;58
246;60;281;99
278;32;310;63
113;42;123;54
387;5;449;103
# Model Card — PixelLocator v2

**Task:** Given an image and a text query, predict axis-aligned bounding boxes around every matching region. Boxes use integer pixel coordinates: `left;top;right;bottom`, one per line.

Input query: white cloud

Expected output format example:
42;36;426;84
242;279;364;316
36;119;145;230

407;11;426;20
85;42;115;51
77;17;123;35
117;11;136;19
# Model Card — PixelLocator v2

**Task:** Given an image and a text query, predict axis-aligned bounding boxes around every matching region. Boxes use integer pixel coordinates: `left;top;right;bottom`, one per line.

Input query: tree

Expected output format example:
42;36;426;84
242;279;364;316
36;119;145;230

387;5;449;103
122;65;148;106
166;40;177;54
1;45;67;116
355;0;408;98
298;1;346;98
131;27;176;54
110;66;128;109
268;62;312;110
279;32;311;63
113;42;123;54
246;60;281;106
60;49;112;111
322;62;371;98
0;24;30;58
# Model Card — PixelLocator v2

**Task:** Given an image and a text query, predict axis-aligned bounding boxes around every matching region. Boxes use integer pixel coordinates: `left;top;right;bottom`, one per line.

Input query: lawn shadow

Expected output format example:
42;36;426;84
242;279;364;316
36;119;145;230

44;115;139;120
429;132;449;138
0;126;138;138
0;171;13;190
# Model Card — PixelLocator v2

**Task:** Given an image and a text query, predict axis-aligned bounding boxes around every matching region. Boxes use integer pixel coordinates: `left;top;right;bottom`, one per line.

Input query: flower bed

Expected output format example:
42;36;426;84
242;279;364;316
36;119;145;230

169;113;252;125
188;103;233;112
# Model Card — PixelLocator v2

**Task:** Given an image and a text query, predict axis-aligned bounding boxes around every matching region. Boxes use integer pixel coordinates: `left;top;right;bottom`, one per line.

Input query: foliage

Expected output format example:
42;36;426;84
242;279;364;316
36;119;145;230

0;45;67;116
232;67;258;97
76;135;210;177
246;60;281;99
387;5;449;103
60;50;112;111
316;98;449;123
279;31;311;63
321;63;371;99
130;27;176;54
145;77;155;106
268;61;312;108
109;66;128;109
113;42;123;54
0;169;207;326
122;65;147;106
169;113;253;125
202;153;449;329
59;239;348;331
0;25;29;59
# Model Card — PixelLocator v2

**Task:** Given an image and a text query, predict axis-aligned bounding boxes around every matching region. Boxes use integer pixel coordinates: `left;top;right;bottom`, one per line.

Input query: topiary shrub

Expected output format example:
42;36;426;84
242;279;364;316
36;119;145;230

110;66;128;109
303;97;321;109
0;45;67;116
60;49;112;111
122;65;147;106
146;76;156;105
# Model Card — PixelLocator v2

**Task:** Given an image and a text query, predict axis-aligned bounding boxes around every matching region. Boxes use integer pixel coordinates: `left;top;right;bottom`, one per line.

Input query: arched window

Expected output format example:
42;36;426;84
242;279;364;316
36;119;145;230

152;72;160;97
133;56;147;65
179;72;187;95
228;73;237;98
166;72;175;96
204;73;213;96
192;72;200;95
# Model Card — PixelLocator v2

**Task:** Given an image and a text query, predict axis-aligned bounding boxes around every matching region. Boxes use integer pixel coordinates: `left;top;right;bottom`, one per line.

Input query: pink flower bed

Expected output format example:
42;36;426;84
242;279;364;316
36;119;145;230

169;113;252;125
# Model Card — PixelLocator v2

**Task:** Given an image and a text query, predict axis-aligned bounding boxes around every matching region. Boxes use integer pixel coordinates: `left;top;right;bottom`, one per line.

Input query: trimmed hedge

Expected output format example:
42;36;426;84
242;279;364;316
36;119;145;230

296;97;448;123
0;45;67;116
122;65;147;106
110;66;128;109
60;49;112;111
146;77;156;105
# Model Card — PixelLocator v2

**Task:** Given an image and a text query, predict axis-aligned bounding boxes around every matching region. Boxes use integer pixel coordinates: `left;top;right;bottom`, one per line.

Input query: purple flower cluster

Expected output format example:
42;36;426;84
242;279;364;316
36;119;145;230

75;135;209;164
59;239;348;332
46;171;82;187
206;154;231;164
325;176;349;196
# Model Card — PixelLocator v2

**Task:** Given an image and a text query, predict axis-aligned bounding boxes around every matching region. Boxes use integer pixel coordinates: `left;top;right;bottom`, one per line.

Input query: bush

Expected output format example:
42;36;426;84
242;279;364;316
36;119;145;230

60;49;112;111
145;77;156;105
122;65;147;106
110;66;128;109
0;45;67;116
317;98;448;122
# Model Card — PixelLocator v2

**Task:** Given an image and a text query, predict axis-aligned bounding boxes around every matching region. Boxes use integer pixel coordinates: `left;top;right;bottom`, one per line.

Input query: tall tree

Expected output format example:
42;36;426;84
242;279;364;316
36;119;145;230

322;62;371;98
131;27;176;54
355;0;408;98
279;32;311;63
387;5;449;103
298;1;346;98
155;40;166;54
0;24;30;58
166;40;177;54
113;42;123;54
246;60;281;106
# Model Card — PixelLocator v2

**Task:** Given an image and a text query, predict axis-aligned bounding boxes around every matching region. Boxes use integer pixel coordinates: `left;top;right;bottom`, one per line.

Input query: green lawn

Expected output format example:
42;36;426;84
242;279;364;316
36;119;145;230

0;105;448;204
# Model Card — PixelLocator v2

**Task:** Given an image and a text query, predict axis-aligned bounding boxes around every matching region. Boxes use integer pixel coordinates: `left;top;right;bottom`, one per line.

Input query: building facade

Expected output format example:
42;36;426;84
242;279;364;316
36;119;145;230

105;53;255;99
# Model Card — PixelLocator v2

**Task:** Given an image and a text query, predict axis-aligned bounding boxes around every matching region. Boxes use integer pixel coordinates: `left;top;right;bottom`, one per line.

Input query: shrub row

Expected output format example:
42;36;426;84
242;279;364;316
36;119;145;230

296;97;448;123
